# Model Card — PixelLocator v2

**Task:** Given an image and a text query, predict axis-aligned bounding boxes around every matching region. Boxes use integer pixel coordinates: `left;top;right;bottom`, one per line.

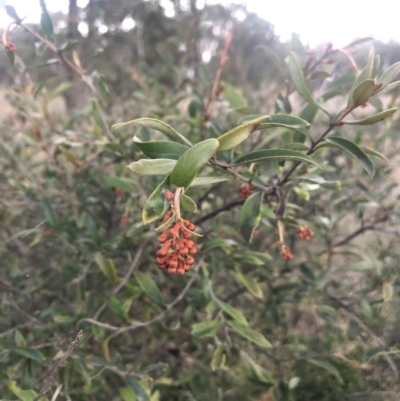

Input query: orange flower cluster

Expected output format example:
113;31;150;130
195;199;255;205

156;211;197;274
276;241;293;261
239;184;253;199
297;225;314;241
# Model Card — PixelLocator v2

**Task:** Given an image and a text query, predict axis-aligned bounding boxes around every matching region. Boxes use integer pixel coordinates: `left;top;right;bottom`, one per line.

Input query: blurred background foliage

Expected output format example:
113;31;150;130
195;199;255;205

1;1;400;400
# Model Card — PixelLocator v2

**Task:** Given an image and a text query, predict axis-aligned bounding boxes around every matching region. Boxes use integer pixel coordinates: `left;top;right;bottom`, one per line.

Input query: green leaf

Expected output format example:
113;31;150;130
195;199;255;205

307;359;344;384
108;295;129;321
127;159;177;176
112;117;192;147
376;61;400;88
341;108;397;125
222;82;247;109
91;99;107;134
95;253;119;285
42;198;58;228
361;147;390;164
180;193;197;213
292;176;341;190
280;143;309;151
351;79;376;106
325;136;374;177
256;114;311;137
191;320;222;338
288;53;329;116
84;213;100;243
236;271;263;299
133;138;189;160
241;351;274;386
142;175;172;225
104;176;136;193
7;381;37;401
256;45;282;71
48;82;78;100
310;71;331;80
14;347;46;363
382;282;393;302
217;116;269;151
189;176;230;187
238;191;263;242
227;320;272;348
364;46;375;79
120;386;138;401
215;299;249;326
230;149;318;167
58;40;78;52
40;12;55;42
134;271;165;305
170;139;219;188
126;377;150;401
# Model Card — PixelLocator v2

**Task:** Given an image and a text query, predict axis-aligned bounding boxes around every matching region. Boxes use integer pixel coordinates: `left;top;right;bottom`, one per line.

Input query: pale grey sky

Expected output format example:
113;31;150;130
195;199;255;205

1;0;399;47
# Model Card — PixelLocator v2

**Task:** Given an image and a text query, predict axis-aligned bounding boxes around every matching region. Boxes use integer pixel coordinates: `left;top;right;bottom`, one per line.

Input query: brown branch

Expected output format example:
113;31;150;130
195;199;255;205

203;30;233;122
194;198;244;225
10;18;115;141
33;330;83;401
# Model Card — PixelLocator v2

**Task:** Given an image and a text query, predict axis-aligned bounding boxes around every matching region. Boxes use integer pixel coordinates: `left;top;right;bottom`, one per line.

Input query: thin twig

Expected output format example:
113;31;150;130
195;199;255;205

204;30;233;122
93;241;147;319
78;258;203;333
33;331;83;401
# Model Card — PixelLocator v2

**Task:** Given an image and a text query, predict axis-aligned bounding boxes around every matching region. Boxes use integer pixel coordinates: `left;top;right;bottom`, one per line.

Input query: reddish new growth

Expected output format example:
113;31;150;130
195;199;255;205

297;225;314;241
276;241;293;261
239;184;254;199
155;190;197;274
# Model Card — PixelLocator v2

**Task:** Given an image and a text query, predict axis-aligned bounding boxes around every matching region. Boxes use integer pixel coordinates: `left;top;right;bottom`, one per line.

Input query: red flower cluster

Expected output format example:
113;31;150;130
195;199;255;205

156;211;197;274
239;184;253;199
276;241;293;261
120;213;129;226
297;225;314;241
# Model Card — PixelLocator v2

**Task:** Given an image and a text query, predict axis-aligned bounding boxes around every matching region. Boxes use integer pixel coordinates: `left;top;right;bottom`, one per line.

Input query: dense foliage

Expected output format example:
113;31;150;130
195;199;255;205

1;1;400;401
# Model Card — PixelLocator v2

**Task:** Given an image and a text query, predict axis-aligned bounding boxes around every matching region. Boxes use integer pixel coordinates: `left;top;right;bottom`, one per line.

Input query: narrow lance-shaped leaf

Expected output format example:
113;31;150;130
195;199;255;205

127;159;177;176
230;149;319;167
325;136;374;177
133;137;189;160
341;108;397;125
126;377;150;401
191;320;222;338
170;139;219;188
227;320;272;349
238;192;264;242
236;271;264;299
217;115;269;151
222;82;247;109
288;53;329;117
134;271;165;306
112;117;192;146
189;176;230;187
40;12;55;42
42;198;59;228
95;253;119;285
255;114;311;137
376;61;400;88
142;175;172;225
361;147;390;164
307;359;344;384
104;176;135;193
180;193;197;213
351;79;376;106
215;298;249;326
7;381;37;401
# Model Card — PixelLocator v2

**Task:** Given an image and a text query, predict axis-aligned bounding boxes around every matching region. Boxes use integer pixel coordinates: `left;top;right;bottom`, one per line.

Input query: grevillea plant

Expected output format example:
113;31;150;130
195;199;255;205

114;46;399;274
